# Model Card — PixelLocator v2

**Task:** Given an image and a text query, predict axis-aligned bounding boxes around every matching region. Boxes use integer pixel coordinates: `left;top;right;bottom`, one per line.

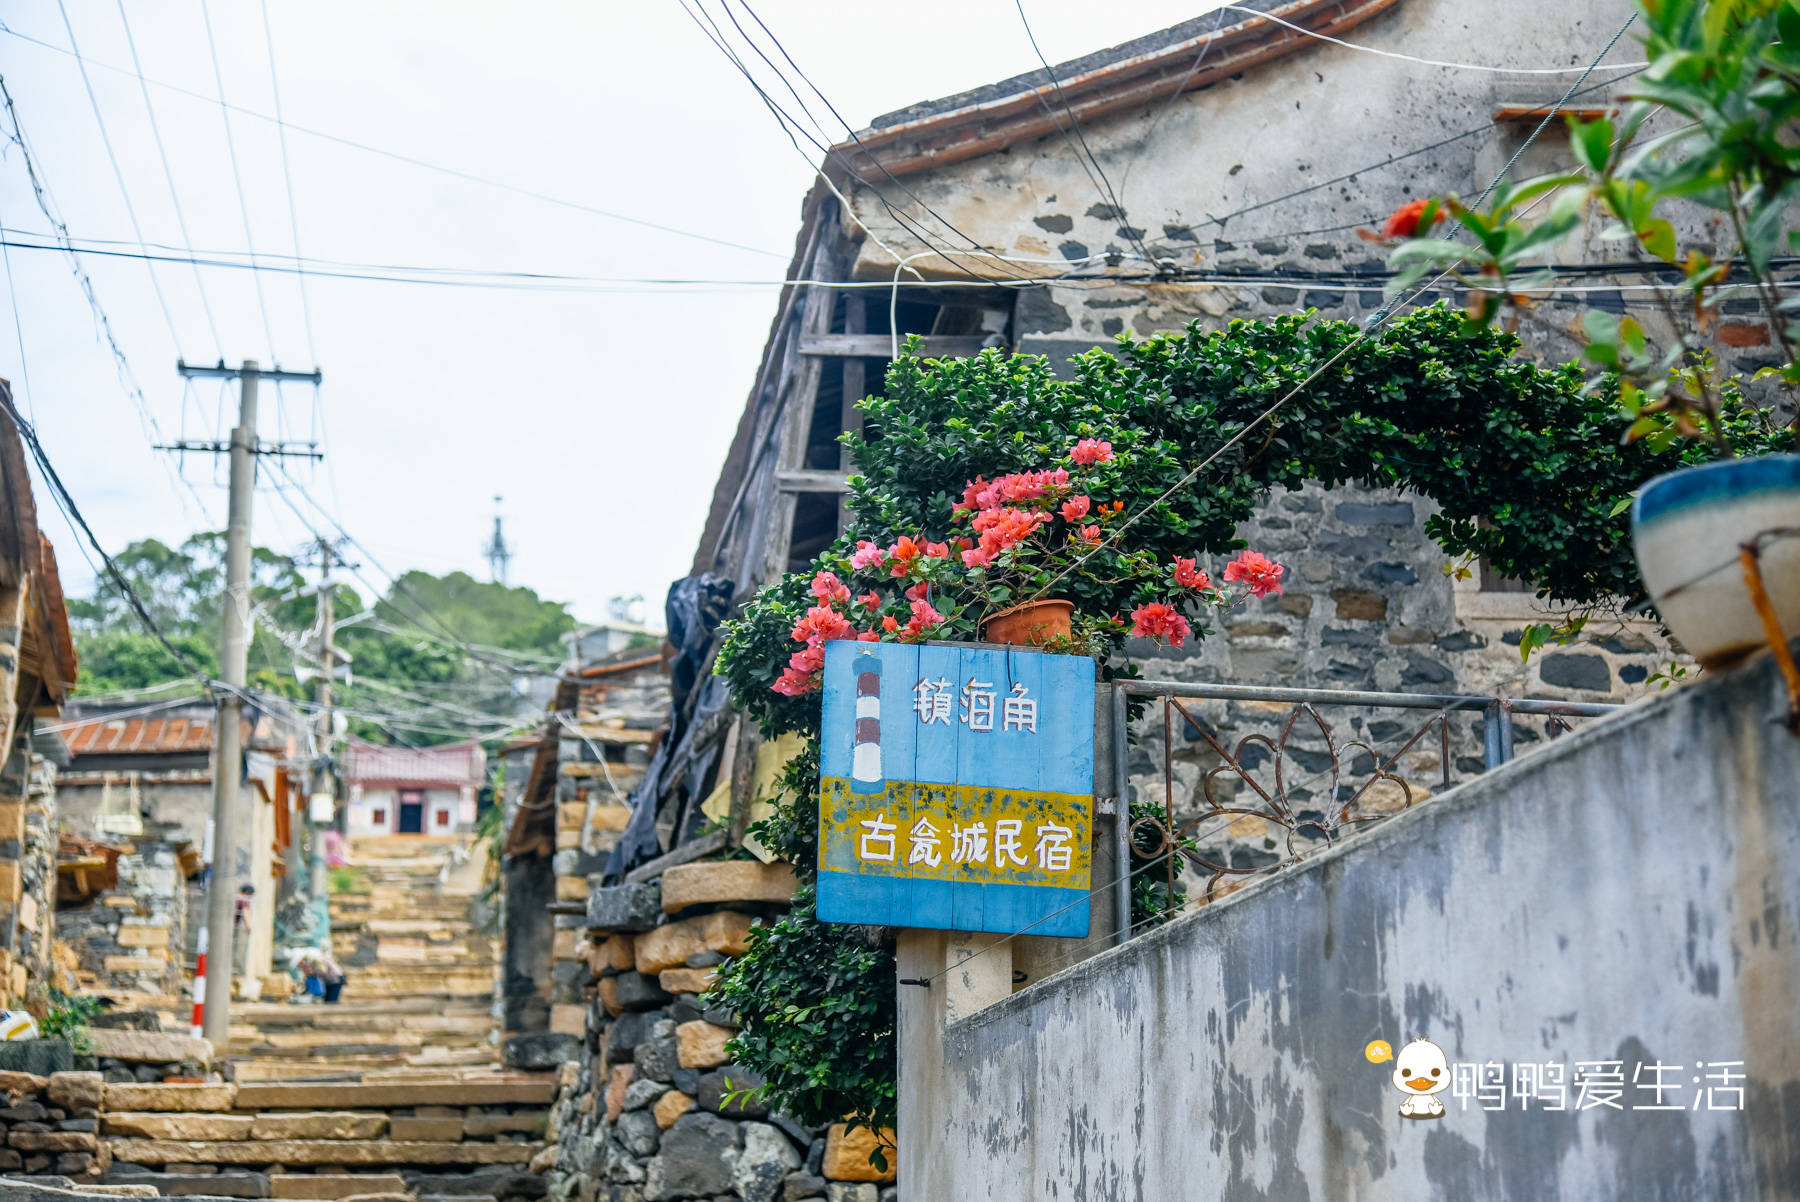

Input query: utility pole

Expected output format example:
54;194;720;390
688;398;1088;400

174;358;322;1051
308;537;337;947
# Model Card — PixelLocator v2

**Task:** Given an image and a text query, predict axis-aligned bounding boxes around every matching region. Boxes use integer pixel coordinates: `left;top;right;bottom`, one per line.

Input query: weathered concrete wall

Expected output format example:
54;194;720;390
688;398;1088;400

903;648;1800;1200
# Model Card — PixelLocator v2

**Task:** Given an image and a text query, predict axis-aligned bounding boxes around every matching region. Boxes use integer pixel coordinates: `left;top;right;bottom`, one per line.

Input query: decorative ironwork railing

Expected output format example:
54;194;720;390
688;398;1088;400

1106;682;1619;935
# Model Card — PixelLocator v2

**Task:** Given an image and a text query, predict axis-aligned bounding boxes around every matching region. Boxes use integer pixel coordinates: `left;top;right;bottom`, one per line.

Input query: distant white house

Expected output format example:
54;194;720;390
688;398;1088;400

343;739;484;836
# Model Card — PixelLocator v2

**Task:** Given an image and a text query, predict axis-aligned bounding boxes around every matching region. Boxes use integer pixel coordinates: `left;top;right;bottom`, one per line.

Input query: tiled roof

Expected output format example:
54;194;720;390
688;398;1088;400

343;738;485;787
62;714;214;756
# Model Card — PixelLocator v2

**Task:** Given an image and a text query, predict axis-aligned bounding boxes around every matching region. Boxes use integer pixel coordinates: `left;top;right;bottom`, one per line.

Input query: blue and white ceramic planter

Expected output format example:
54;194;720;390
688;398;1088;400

1631;454;1800;666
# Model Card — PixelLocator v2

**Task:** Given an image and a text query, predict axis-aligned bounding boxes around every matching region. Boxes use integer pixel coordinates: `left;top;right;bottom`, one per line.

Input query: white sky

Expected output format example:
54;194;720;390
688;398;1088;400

0;0;1229;629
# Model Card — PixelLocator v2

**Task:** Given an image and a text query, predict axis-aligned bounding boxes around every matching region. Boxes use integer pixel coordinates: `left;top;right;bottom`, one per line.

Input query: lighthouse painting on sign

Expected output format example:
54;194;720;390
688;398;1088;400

815;640;1096;938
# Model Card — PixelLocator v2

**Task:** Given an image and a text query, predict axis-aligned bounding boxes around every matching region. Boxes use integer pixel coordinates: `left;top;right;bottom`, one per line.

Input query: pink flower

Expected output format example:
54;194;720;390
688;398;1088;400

810;570;851;604
961;546;995;568
1060;495;1091;523
857;591;882;612
1129;601;1193;647
1070;439;1114;466
849;540;887;570
1223;550;1285;597
1174;556;1210;591
923;540;950;560
770;641;827;696
792;605;855;646
1077;524;1102;545
902;598;943;641
905;580;933;603
856;629;880;642
882;615;900;632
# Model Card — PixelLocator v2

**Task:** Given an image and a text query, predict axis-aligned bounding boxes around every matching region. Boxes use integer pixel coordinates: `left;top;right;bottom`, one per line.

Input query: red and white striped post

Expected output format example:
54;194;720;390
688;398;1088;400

190;926;208;1039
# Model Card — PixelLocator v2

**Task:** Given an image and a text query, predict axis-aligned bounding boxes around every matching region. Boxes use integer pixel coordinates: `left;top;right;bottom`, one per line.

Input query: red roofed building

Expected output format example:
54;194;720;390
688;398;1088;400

343;738;484;836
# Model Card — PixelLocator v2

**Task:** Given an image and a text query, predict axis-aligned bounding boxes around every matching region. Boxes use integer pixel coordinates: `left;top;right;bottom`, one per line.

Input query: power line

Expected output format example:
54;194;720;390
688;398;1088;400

53;0;186;357
1217;4;1648;75
198;0;278;363
1013;0;1155;266
724;0;1038;283
1151;66;1643;247
676;0;1045;287
1027;13;1644;605
0;73;217;528
258;0;316;365
0;387;211;686
262;459;573;682
0;18;788;261
112;0;224;357
0;228;1761;299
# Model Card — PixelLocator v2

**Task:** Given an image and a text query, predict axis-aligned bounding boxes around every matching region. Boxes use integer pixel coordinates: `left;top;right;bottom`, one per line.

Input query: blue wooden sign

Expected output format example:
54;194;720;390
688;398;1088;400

816;641;1095;938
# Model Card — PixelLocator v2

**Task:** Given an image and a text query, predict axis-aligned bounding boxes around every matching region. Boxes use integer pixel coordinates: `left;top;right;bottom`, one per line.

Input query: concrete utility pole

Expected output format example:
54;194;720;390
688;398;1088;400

309;537;336;946
174;358;322;1050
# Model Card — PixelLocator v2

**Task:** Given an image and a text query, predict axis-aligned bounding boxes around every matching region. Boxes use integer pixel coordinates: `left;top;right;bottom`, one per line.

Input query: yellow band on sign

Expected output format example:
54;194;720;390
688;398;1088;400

819;776;1092;888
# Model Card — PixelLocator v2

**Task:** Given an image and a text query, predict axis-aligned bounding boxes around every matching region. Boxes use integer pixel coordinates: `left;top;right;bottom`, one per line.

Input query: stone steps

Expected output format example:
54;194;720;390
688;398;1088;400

109;836;540;1202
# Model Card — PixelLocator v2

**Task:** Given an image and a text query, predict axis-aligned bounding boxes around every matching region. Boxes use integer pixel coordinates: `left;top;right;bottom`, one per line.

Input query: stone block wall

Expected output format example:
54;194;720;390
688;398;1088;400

53;822;191;998
0;1068;110;1179
0;747;61;1009
538;863;892;1202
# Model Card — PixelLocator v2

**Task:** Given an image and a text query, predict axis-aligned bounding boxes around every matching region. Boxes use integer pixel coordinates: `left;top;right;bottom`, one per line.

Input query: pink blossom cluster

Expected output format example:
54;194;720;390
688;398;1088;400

1223;550;1284;597
1129;602;1193;647
957;468;1072;515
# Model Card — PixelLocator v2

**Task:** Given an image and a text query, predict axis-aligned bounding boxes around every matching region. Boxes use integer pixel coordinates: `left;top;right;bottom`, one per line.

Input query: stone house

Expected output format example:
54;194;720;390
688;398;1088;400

55;699;303;999
558;5;1791;1199
497;641;669;1040
634;0;1768;878
0;378;80;1012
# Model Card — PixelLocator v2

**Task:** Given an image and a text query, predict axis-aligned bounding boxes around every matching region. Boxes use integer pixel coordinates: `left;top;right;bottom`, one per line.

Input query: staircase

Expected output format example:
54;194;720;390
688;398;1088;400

101;837;553;1202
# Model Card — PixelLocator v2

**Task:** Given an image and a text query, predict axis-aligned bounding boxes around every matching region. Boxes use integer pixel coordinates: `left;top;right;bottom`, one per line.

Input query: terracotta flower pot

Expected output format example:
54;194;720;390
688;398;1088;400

1632;453;1800;667
981;599;1075;646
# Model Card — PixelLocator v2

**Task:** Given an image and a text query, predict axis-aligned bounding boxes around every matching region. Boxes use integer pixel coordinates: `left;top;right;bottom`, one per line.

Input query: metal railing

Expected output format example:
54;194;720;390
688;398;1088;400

1107;681;1619;944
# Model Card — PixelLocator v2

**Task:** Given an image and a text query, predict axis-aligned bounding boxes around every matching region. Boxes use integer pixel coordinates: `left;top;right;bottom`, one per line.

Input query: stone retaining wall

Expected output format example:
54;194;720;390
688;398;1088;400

536;861;896;1202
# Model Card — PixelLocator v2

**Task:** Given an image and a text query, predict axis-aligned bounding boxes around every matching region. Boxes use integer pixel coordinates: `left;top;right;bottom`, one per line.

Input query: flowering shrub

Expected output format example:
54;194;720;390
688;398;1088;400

763;442;1284;695
712;303;1717;1135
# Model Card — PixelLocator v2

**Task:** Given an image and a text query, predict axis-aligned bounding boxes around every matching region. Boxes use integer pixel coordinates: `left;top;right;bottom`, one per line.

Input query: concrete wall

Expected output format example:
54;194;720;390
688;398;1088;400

901;648;1800;1200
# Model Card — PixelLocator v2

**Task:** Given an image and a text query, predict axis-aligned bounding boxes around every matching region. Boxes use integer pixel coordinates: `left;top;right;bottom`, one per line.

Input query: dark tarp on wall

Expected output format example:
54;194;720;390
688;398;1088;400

604;573;734;879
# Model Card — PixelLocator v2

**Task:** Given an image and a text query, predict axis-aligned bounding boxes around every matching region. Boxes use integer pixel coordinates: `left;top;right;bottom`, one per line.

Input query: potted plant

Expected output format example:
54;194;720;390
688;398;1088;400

767;437;1285;696
1382;0;1800;667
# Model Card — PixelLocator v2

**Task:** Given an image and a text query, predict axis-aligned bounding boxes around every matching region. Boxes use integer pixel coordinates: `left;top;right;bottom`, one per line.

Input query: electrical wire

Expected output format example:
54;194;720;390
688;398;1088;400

53;0;185;360
1013;0;1155;266
0;18;786;260
0;74;217;529
728;0;1042;284
258;0;316;366
0;389;212;686
198;0;278;363
0;229;1764;302
112;0;223;358
1150;66;1643;247
1026;14;1643;606
1217;4;1648;75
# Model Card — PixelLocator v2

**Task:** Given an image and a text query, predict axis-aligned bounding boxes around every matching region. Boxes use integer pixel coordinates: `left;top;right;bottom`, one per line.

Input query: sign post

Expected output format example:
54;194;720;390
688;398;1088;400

816;641;1096;938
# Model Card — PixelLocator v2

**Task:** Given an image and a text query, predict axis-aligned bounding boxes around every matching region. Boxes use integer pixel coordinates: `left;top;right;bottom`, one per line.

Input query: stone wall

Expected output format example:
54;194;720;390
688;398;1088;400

535;861;897;1202
832;0;1735;856
53;821;192;998
0;1068;109;1179
898;648;1800;1200
0;744;61;1010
